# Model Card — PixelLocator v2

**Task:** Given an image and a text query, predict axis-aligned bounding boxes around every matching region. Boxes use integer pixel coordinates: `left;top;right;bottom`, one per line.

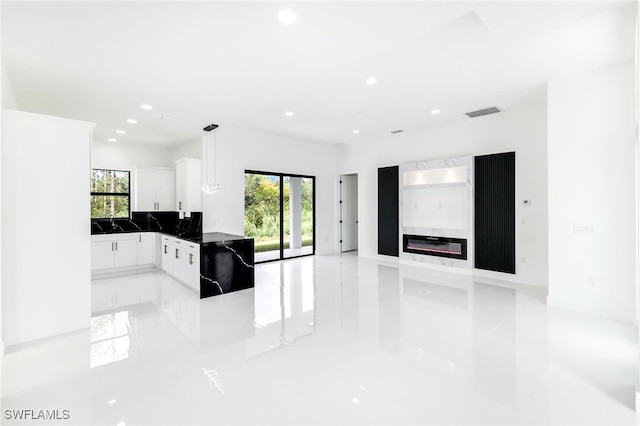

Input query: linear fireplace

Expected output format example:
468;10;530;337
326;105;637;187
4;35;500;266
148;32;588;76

403;234;467;260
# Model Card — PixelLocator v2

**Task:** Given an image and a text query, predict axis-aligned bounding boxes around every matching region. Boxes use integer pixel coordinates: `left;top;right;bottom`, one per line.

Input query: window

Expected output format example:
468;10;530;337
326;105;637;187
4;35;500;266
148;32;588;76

91;169;130;218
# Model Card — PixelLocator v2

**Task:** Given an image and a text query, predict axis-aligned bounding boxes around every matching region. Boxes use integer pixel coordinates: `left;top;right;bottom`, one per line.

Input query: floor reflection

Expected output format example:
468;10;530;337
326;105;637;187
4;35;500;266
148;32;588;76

1;253;636;426
90;311;132;368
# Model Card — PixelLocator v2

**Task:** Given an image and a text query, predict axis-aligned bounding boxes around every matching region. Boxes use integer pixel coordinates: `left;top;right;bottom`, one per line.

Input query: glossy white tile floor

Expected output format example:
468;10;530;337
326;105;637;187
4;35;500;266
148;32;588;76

2;252;638;425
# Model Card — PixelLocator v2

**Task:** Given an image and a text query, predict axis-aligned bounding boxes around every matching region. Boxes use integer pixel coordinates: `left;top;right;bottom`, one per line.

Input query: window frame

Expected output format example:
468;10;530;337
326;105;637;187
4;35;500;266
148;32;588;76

90;168;131;219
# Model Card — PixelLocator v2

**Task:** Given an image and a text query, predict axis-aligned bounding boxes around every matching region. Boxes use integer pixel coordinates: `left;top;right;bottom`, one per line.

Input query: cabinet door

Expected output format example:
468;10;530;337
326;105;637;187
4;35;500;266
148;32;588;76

174;245;187;282
161;238;172;272
114;239;137;268
175;161;185;212
155;169;176;211
134;168;157;211
91;240;115;270
137;233;155;265
186;247;200;293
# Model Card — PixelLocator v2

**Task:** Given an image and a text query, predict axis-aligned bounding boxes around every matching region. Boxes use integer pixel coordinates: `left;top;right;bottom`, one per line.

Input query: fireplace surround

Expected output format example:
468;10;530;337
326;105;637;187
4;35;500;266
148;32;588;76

403;234;467;260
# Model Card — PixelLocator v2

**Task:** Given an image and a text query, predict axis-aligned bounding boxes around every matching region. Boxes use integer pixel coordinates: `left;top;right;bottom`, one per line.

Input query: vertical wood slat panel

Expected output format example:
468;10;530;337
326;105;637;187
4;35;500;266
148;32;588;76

474;152;515;273
378;166;399;257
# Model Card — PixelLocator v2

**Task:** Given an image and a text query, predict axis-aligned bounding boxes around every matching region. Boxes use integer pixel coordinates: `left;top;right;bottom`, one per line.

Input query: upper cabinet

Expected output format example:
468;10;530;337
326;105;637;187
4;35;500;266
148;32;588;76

175;158;202;214
133;166;176;211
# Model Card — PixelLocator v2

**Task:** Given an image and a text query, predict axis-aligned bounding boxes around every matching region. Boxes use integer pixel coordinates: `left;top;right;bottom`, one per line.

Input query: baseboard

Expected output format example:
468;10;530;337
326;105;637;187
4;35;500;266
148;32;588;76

91;265;158;280
399;258;473;276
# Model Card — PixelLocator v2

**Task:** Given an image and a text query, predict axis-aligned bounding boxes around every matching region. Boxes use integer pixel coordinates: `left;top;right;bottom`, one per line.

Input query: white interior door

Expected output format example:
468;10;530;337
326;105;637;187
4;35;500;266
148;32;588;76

340;174;358;252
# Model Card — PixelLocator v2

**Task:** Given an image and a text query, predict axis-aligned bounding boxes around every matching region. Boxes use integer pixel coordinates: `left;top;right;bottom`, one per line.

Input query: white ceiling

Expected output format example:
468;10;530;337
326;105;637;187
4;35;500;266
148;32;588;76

2;1;636;147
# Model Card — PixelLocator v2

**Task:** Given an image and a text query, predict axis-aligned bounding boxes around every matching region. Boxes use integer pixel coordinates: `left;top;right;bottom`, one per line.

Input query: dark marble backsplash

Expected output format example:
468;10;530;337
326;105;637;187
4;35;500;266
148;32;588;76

92;212;202;238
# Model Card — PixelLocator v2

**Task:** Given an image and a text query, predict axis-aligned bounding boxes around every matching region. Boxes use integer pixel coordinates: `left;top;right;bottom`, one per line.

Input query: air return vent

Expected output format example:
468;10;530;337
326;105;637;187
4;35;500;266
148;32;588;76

465;106;502;118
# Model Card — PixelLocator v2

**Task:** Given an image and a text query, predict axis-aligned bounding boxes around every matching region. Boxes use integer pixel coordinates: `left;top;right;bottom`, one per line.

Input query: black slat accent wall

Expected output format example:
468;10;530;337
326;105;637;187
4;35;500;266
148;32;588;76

378;166;399;257
474;152;515;273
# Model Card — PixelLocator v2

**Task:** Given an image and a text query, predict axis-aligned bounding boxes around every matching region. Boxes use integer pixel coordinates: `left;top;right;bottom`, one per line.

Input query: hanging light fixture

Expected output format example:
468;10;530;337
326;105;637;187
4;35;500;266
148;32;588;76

202;123;222;194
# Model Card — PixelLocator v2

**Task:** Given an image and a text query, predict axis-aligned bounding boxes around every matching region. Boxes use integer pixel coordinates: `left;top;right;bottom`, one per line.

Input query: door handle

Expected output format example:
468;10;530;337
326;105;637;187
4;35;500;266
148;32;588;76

189;253;193;265
164;245;167;254
112;242;114;251
179;201;182;210
139;234;141;243
115;242;118;251
175;248;179;259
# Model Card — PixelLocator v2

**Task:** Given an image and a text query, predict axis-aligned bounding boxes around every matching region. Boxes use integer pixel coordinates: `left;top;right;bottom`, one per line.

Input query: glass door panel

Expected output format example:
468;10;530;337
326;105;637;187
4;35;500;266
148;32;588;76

283;177;314;259
244;173;281;262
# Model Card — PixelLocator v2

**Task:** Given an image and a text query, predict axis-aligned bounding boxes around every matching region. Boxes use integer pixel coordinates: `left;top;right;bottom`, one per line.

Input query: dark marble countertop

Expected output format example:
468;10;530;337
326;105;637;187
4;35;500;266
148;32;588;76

111;230;251;246
192;232;252;245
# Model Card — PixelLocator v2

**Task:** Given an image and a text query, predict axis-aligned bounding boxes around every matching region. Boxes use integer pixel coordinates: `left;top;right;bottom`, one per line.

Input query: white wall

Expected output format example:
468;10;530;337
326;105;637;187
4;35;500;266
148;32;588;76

0;2;4;359
2;109;95;346
202;126;337;255
336;88;548;287
93;139;202;178
92;141;176;172
171;137;201;160
1;64;18;111
547;61;636;322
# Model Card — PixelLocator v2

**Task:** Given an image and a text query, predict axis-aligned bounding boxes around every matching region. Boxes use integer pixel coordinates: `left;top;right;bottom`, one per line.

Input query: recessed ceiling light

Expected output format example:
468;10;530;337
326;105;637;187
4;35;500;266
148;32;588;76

366;77;377;85
278;9;296;24
353;130;360;134
140;104;153;110
285;111;294;117
126;119;138;124
108;138;117;142
431;109;441;114
116;130;126;134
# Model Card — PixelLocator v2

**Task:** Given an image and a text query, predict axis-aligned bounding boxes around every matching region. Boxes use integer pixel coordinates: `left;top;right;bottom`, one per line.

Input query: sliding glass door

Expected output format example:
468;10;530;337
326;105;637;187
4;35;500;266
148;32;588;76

244;171;315;263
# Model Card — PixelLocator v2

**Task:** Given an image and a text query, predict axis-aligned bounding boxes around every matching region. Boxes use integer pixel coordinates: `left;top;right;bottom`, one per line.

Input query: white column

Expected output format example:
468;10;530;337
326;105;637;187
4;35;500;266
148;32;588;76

2;109;95;346
289;177;302;249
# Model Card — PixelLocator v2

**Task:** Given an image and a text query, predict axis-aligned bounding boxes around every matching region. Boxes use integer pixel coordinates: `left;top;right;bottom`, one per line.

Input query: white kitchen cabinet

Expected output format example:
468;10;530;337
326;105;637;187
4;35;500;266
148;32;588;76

133;166;175;211
92;234;137;270
113;239;137;268
184;243;200;292
91;232;155;273
91;240;117;270
137;233;155;265
175;158;202;214
161;234;200;294
155;169;176;211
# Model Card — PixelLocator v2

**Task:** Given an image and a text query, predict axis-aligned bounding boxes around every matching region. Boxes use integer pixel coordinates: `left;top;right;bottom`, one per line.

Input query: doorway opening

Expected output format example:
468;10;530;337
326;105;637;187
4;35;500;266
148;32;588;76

244;170;315;263
340;174;358;252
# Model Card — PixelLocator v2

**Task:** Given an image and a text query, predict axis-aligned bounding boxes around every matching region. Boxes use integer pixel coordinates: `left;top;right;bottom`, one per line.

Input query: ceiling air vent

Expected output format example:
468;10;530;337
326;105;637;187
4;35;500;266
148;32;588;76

390;129;404;134
465;106;503;118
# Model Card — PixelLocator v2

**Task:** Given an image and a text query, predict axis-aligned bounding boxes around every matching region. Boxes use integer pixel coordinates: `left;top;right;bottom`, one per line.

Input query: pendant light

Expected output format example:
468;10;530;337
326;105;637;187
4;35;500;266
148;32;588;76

202;124;222;194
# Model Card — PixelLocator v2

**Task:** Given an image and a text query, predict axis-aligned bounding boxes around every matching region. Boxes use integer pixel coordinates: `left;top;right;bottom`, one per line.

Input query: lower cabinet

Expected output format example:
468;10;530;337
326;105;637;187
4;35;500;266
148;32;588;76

161;235;200;293
91;232;155;273
91;232;199;293
137;233;155;265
